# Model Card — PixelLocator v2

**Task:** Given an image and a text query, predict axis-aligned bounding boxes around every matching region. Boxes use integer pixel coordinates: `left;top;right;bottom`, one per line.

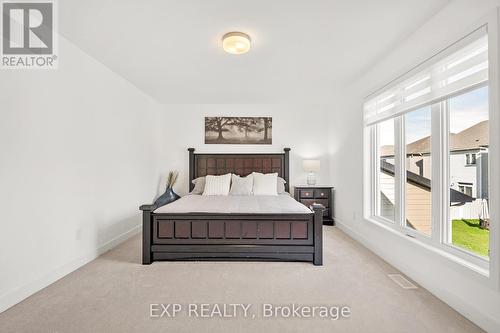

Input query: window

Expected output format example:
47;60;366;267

364;28;491;267
447;87;489;258
458;183;473;197
376;119;395;222
405;107;432;236
465;153;477;166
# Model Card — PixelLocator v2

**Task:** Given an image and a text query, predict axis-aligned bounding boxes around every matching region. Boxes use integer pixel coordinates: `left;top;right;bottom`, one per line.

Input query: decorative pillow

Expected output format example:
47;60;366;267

252;172;278;196
190;177;205;195
229;174;254;195
202;174;231;196
277;177;286;194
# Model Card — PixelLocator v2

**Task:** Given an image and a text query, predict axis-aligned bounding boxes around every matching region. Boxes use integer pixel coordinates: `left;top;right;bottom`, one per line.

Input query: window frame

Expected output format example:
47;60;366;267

370;92;489;268
457;183;473;197
403;105;436;241
364;13;499;289
466;153;477;166
374;119;397;223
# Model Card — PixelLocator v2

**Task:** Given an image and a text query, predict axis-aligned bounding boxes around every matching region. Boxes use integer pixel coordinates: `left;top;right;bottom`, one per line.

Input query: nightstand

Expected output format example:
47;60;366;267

293;186;334;225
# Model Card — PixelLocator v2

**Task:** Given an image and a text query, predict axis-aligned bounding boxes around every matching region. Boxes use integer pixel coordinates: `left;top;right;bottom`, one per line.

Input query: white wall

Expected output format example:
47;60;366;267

0;70;332;312
157;104;331;196
329;1;500;332
0;37;162;313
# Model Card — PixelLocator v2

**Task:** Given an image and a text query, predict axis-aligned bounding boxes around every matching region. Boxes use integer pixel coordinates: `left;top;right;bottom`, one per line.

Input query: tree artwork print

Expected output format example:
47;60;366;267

205;117;272;144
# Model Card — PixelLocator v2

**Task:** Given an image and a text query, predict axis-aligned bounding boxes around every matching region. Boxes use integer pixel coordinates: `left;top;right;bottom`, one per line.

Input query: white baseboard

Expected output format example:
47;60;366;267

334;218;499;333
0;224;141;314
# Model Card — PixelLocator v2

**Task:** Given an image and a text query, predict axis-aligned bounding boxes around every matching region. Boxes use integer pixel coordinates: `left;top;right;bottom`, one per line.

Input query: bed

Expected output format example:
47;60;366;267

140;148;324;265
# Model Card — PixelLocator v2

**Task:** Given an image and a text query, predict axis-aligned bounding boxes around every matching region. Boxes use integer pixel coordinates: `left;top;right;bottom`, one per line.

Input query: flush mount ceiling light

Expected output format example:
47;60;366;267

222;32;251;55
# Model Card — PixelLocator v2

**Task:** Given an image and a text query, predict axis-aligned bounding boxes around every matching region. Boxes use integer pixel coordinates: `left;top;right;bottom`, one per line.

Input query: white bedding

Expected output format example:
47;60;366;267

154;194;312;214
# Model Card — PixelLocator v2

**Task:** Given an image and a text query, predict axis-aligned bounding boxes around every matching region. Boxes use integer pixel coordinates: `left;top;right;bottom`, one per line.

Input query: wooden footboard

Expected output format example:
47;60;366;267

139;205;324;265
140;147;323;265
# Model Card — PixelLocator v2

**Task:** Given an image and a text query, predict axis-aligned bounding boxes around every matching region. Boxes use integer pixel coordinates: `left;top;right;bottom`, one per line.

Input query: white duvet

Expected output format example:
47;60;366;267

154;194;312;214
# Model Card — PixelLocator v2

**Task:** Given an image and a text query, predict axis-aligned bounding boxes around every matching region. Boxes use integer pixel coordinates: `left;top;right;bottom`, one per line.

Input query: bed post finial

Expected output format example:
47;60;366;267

283;148;290;192
188;148;195;192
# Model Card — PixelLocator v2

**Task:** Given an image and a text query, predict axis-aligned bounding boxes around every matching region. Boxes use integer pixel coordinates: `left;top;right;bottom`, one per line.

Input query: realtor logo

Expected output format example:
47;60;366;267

1;0;57;69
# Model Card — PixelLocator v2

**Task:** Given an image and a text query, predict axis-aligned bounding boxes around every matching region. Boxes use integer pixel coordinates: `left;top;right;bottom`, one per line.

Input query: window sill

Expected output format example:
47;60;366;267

366;216;490;278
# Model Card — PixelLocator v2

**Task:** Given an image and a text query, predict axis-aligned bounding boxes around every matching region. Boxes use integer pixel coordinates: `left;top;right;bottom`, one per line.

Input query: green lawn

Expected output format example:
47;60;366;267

452;219;489;257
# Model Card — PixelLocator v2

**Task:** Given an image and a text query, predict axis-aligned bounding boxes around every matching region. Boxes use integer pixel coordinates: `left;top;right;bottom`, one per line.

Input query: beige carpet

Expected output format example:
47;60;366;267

0;227;483;333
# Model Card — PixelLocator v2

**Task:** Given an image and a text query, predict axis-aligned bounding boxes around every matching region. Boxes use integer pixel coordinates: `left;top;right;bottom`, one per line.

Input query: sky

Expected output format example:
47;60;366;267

405;106;431;144
449;86;489;133
379;86;489;146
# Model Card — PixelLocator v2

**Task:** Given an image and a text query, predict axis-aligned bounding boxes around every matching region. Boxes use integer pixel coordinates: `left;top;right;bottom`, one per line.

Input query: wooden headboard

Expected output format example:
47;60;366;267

188;148;291;193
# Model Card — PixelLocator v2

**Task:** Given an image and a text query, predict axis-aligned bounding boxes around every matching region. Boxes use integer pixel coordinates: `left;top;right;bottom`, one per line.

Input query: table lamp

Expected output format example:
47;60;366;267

303;160;320;185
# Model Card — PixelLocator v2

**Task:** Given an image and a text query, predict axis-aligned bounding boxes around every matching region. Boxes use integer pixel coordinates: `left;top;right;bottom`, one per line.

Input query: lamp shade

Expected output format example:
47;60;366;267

303;160;320;172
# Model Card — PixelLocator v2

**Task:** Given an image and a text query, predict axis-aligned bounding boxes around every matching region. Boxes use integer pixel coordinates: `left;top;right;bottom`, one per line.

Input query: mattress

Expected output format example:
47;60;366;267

153;194;312;214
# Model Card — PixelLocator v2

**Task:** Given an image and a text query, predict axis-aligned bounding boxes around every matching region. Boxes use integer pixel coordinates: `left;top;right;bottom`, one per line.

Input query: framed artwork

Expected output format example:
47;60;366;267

205;117;272;144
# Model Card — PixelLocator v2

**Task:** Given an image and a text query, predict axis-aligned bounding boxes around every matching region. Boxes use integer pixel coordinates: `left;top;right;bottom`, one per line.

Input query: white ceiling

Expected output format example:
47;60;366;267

60;0;449;104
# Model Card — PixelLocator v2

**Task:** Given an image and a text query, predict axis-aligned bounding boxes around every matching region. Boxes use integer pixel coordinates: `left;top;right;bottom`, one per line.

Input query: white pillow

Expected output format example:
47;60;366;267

202;174;231;196
229;174;254;195
277;177;286;194
252;172;278;196
190;177;205;195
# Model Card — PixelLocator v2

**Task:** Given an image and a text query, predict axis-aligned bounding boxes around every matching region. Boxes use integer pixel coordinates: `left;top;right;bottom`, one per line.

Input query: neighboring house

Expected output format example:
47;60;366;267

379;120;488;233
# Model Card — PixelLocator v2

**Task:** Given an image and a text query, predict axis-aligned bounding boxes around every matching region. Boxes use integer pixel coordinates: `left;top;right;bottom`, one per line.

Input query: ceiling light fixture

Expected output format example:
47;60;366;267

222;32;251;55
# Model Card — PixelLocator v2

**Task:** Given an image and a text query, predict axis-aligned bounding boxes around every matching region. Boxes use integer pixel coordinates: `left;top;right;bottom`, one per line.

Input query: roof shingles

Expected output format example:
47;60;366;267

380;120;488;157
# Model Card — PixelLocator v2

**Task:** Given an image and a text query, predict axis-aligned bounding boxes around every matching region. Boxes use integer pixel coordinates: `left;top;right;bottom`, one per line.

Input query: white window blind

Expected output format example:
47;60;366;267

364;27;488;125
